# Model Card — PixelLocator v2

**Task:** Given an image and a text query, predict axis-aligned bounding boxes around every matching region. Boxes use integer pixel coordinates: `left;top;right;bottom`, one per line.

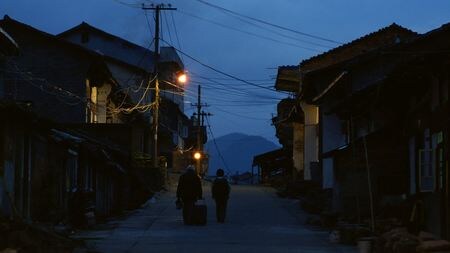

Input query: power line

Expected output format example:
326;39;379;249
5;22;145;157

212;106;271;121
209;103;276;107
190;78;280;99
192;76;273;82
189;72;275;87
144;11;155;42
206;5;333;49
160;38;288;93
190;80;274;86
163;11;174;45
178;10;321;52
188;71;274;82
170;11;184;62
160;79;197;95
200;85;281;100
111;0;141;8
195;0;343;45
205;114;231;175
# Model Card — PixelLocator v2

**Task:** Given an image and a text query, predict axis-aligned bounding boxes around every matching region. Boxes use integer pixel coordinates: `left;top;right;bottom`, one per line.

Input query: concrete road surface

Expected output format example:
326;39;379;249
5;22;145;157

74;184;356;253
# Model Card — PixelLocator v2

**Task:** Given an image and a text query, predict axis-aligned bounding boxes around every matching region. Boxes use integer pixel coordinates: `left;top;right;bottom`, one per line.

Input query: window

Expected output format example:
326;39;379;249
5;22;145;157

86;83;111;124
182;126;188;138
90;86;98;123
66;150;78;192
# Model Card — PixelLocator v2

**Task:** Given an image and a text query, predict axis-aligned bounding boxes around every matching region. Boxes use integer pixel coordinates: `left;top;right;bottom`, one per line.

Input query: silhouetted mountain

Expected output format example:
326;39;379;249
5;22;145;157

205;133;279;176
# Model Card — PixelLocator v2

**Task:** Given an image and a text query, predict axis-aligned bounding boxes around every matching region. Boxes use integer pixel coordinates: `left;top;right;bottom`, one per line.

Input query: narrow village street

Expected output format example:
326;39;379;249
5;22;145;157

3;2;450;252
73;182;356;253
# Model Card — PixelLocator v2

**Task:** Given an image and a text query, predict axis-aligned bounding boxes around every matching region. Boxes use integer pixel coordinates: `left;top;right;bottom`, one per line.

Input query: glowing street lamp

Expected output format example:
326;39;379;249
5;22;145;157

177;72;188;84
193;151;202;160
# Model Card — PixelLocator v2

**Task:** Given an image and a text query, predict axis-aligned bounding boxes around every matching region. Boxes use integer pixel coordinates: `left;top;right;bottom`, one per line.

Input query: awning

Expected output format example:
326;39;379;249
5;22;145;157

50;129;84;144
252;148;292;167
51;129;127;174
275;66;300;92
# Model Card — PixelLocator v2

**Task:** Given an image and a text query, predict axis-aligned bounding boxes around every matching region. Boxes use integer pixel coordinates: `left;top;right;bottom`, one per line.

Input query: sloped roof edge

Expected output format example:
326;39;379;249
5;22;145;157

58;22;184;69
300;23;418;68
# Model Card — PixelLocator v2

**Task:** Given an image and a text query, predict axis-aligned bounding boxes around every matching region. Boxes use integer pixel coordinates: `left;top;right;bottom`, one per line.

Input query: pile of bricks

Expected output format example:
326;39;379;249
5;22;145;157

375;228;450;253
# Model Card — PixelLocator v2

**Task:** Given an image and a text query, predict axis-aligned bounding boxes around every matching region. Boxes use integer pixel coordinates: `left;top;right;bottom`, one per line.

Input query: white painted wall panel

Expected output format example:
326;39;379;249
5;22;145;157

323;157;334;189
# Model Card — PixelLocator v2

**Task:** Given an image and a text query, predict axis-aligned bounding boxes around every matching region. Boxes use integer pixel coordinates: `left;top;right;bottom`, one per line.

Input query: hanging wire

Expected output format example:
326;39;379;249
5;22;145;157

177;10;321;52
205;114;232;175
163;11;174;45
195;0;342;45
170;11;184;62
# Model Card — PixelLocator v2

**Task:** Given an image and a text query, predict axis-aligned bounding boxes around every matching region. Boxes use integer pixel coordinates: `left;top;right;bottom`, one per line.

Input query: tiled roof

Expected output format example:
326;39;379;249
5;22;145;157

0;15;103;59
300;23;418;71
58;22;183;71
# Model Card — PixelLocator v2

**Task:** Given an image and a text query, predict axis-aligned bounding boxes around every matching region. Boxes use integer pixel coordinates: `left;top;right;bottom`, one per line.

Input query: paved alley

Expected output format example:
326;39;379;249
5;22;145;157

74;184;356;253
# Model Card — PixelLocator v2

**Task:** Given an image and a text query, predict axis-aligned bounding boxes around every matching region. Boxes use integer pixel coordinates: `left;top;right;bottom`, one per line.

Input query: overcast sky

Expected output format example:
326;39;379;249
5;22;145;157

2;0;450;145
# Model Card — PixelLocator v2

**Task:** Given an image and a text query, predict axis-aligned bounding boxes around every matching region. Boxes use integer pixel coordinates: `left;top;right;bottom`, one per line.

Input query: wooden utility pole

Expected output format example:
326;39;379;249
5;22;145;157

192;85;210;175
142;3;176;168
197;85;202;152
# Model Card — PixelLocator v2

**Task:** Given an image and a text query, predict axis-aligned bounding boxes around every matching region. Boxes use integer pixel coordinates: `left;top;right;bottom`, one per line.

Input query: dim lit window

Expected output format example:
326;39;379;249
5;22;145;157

66;151;78;192
90;86;98;123
419;149;434;192
182;126;188;138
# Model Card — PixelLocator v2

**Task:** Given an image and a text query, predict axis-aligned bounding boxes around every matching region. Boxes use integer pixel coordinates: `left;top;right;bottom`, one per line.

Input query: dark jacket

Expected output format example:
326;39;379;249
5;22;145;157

212;177;230;200
177;169;202;201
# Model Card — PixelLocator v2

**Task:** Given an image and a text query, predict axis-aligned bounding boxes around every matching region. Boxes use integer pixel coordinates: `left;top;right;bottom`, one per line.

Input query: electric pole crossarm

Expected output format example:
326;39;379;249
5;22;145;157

142;5;177;11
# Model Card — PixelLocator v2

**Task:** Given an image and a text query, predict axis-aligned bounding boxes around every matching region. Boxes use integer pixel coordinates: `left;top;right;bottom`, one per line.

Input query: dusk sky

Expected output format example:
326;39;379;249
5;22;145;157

2;0;450;144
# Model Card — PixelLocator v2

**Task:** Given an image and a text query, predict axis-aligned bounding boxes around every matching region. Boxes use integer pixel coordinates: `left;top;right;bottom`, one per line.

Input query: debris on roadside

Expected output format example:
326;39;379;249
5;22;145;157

0;218;78;253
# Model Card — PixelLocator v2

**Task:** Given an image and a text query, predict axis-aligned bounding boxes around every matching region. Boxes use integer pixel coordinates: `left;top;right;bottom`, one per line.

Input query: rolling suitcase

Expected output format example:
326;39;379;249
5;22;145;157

193;199;207;225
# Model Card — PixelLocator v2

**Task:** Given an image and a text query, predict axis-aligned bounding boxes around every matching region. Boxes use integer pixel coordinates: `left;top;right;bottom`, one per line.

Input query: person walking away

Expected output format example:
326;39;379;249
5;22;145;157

176;165;203;225
212;169;230;223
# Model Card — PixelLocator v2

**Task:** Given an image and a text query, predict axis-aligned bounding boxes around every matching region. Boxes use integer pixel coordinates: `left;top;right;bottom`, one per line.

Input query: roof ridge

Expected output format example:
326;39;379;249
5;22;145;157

58;21;154;54
1;15;59;39
300;23;418;67
0;16;127;67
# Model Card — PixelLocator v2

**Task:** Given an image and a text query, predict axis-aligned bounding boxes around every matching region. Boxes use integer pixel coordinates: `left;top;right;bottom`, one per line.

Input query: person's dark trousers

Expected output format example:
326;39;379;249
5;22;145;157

182;200;195;225
215;199;228;223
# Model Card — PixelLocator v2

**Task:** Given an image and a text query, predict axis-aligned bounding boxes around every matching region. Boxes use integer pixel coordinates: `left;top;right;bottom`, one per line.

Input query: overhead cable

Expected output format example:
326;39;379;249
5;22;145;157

195;0;343;45
178;10;320;52
205;114;231;175
160;38;288;93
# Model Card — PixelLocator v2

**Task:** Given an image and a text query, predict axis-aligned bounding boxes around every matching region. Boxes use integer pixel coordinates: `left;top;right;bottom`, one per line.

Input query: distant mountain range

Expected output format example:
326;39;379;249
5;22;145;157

205;133;279;176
